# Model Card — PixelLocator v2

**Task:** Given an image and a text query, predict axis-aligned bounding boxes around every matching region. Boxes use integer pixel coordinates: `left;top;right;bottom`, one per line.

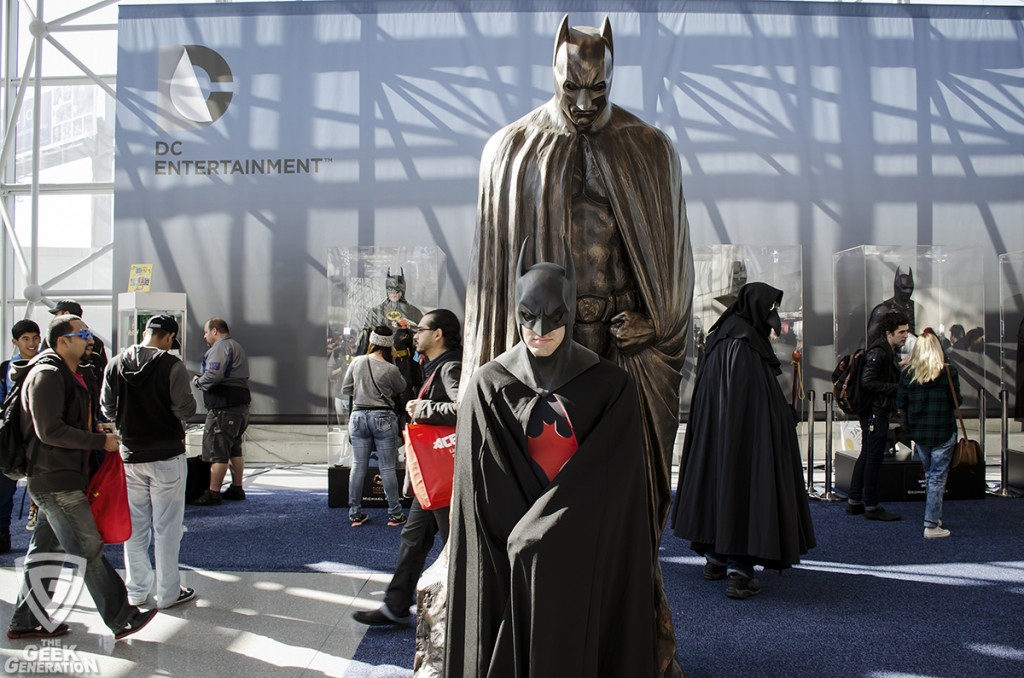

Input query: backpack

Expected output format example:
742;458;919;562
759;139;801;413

0;360;33;479
832;348;869;416
0;355;75;480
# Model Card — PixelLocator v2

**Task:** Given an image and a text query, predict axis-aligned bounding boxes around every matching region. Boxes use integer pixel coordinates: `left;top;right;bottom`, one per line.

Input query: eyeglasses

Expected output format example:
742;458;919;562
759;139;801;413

413;326;436;334
62;329;94;341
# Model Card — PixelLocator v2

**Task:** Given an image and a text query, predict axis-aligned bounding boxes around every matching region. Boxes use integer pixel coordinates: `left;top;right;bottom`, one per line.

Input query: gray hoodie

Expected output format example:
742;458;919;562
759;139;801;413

101;344;196;463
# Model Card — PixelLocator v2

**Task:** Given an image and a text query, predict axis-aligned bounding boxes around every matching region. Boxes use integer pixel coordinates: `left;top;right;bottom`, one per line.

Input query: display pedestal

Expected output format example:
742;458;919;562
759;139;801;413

327;465;412;509
1007;448;1024;492
835;450;986;501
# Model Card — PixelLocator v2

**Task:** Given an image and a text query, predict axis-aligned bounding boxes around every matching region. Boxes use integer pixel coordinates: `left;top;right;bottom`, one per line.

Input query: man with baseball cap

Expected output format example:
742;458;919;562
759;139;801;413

48;300;108;376
101;314;198;609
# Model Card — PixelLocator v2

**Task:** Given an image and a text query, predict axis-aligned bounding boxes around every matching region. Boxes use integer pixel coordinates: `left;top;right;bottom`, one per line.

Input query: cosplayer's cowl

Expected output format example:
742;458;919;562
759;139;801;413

495;240;598;395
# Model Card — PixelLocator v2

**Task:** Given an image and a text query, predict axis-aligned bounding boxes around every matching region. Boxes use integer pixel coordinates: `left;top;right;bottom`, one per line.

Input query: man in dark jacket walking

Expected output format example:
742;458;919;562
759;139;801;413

7;315;157;641
353;308;462;627
101;315;198;609
846;311;910;521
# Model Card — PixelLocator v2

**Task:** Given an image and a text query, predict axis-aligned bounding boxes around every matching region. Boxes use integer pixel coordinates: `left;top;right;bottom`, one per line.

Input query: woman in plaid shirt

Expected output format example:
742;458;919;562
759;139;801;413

896;329;960;539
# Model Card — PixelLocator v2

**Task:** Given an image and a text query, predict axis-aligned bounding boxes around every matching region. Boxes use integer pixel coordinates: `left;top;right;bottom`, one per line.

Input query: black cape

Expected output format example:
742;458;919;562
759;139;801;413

670;318;815;569
444;349;656;677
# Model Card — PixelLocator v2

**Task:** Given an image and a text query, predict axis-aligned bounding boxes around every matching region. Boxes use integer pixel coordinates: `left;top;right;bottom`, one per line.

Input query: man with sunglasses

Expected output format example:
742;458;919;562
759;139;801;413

7;315;158;641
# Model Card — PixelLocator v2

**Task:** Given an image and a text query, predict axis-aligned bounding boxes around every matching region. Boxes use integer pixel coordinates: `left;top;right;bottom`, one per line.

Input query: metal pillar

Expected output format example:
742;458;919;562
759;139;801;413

991;390;1021;497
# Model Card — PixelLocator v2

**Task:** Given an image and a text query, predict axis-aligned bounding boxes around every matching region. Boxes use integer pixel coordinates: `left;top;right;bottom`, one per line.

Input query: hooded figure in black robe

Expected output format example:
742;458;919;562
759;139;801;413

671;282;815;586
445;243;659;677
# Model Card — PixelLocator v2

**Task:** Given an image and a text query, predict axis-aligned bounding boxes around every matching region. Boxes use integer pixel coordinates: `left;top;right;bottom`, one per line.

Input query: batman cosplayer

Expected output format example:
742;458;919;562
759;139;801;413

445;243;660;677
671;282;815;596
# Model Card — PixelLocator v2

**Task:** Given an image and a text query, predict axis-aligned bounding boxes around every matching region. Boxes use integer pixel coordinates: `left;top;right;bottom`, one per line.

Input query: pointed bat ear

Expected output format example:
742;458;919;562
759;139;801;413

517;238;532;278
554;14;570;65
895;266;902;278
400;266;405;278
908;267;912;276
601;16;613;56
387;266;392;277
562;236;576;288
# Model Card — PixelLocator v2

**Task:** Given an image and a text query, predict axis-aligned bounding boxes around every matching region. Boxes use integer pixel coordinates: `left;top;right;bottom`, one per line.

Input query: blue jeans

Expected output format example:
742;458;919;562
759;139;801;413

10;489;136;631
348;410;402;517
915;433;956;528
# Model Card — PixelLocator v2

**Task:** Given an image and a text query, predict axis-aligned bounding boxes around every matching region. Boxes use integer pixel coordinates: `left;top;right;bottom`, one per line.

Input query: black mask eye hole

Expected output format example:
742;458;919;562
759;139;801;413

521;311;537;324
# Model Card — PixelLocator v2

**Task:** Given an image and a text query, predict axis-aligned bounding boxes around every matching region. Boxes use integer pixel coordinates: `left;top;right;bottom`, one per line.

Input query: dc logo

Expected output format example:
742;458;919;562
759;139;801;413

157;45;233;130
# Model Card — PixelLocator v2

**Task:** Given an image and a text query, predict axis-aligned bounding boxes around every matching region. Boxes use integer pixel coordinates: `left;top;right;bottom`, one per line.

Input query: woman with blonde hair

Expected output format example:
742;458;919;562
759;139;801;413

896;329;960;538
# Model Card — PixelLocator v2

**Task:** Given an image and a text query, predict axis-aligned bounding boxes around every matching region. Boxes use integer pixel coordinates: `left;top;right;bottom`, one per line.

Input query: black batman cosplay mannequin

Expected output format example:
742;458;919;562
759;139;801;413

867;267;916;345
445;243;661;677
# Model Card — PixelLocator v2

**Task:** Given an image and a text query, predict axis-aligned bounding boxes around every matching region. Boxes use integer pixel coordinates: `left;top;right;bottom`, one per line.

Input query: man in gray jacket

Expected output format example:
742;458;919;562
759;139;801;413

191;317;251;506
7;315;158;641
102;315;198;609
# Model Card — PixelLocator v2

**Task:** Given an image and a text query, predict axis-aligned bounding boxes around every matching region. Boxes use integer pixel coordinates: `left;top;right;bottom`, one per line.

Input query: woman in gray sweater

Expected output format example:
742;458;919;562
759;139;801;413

341;326;407;526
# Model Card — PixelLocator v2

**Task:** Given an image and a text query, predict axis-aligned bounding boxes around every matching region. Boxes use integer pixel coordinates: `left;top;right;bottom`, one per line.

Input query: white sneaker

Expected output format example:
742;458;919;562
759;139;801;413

924;526;951;539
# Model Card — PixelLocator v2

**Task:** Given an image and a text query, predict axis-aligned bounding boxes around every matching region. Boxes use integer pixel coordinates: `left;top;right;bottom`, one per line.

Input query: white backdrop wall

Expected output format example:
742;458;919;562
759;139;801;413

113;0;1024;418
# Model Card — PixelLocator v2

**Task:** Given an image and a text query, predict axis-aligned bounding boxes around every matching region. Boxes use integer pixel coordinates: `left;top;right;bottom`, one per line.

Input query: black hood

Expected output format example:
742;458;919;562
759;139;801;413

706;282;783;372
496;240;598;395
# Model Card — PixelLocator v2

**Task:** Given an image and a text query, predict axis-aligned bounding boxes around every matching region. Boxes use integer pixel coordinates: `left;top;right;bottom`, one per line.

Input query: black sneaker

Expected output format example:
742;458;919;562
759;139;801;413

221;485;246;501
864;506;902;521
191;490;222;506
845;502;865;516
6;623;70;640
350;513;369;526
703;561;727;581
352;607;412;627
114;609;158;641
163;587;196;609
726;573;762;600
387;513;407;527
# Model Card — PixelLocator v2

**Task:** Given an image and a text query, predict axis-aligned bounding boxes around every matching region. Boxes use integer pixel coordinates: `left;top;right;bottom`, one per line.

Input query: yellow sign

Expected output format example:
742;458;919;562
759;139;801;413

128;264;153;292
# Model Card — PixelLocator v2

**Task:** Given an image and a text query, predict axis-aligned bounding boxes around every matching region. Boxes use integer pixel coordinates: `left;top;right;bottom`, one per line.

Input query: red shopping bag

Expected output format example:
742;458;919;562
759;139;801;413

403;423;456;510
87;451;132;544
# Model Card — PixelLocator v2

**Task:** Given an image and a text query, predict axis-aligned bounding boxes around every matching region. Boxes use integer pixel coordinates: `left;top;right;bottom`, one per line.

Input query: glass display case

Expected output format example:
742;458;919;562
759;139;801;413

116;292;187;358
681;245;803;414
998;251;1024;407
833;245;986;408
998;251;1024;490
326;246;446;468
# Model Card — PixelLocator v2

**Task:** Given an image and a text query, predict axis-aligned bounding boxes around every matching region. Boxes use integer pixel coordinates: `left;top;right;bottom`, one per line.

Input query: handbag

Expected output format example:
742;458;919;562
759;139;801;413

403;423;456;510
87;451;133;544
944;365;979;469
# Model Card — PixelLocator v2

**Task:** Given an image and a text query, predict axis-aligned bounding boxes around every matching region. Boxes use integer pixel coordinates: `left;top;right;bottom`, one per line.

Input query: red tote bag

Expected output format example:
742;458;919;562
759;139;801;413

87;451;132;544
403;423;457;510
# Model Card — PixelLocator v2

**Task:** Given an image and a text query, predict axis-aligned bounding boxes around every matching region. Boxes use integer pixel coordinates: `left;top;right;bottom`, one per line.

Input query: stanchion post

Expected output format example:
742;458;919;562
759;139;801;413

993;389;1021;498
978;388;986;461
805;390;815;494
811;392;841;501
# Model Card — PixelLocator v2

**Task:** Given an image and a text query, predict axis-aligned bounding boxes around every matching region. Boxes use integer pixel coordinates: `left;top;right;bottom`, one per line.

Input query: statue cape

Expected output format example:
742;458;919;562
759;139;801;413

462;99;693;538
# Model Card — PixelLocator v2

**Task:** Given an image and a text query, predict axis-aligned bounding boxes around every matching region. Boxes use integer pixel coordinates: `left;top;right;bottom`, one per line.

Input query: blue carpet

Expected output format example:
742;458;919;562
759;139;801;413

4;485;1023;677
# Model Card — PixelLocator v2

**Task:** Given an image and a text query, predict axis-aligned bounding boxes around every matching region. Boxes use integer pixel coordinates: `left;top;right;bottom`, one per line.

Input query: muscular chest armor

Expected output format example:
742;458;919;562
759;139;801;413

569;137;638;355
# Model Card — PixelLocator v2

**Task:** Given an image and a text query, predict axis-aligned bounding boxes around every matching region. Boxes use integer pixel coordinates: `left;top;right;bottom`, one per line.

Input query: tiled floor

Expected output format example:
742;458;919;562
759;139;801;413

0;466;411;678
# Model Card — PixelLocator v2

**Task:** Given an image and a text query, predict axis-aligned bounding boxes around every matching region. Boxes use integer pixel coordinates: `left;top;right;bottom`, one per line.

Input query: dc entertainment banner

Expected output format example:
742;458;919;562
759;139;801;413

114;1;1024;417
